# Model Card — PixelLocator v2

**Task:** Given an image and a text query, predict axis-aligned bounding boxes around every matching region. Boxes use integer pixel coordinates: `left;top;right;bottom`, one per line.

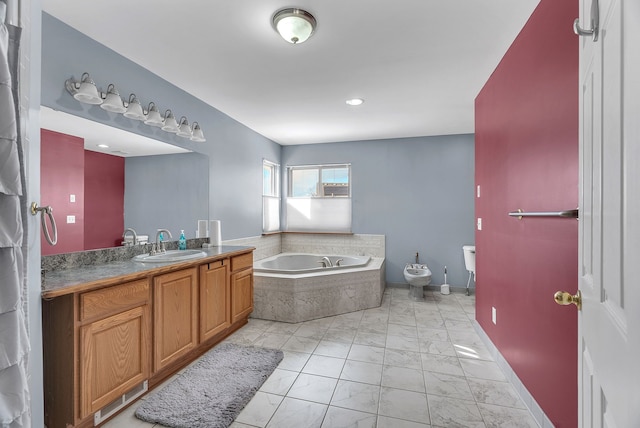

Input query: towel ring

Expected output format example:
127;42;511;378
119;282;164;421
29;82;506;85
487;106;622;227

31;202;58;245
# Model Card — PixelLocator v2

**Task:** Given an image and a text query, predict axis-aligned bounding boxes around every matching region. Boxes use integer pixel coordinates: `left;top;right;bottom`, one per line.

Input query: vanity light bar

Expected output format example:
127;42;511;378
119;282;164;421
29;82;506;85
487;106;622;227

64;72;206;142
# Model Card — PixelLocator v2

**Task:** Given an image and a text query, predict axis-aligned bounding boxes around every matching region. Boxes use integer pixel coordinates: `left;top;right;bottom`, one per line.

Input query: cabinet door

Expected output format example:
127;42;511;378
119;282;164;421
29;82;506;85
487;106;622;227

231;268;253;324
80;305;150;419
153;267;198;372
200;261;230;342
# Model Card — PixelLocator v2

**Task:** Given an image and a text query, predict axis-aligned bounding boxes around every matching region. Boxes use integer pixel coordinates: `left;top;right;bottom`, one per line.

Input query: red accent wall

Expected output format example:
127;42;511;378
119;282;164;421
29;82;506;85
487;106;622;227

40;129;85;255
84;151;125;250
475;1;578;427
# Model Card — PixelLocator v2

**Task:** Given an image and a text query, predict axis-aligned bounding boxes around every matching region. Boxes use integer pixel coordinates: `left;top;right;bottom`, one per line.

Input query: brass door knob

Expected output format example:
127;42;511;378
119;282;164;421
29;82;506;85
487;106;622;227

554;290;582;310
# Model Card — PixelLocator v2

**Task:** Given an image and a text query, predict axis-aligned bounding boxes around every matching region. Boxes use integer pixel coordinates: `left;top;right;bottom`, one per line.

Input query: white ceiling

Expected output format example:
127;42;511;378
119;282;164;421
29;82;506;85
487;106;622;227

41;107;191;157
42;0;539;146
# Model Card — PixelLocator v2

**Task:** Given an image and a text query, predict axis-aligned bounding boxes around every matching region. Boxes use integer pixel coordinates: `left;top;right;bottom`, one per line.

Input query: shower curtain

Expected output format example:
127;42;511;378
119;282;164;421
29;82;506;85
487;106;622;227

0;1;30;426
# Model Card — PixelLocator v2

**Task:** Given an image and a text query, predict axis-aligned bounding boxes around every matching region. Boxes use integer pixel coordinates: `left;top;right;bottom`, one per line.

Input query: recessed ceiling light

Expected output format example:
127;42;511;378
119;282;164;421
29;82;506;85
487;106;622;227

97;144;109;148
346;98;364;106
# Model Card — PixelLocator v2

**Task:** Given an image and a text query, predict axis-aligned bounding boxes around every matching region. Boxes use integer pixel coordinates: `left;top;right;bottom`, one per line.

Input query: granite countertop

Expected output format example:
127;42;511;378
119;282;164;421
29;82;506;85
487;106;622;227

42;245;254;299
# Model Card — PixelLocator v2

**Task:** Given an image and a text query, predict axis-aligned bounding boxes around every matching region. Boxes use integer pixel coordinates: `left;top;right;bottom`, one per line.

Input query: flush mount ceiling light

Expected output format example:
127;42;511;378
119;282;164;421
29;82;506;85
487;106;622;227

346;98;364;106
64;72;206;142
272;8;316;44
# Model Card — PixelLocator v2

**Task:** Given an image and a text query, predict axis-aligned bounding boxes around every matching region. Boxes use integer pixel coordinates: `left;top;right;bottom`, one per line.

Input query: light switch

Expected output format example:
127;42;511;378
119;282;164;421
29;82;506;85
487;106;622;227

477;218;482;230
492;307;497;325
67;215;76;224
70;194;76;203
476;185;481;198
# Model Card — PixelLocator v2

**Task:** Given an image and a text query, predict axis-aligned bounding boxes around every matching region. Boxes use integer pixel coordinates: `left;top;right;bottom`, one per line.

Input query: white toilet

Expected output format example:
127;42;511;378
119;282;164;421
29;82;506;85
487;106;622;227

463;245;476;295
403;263;432;301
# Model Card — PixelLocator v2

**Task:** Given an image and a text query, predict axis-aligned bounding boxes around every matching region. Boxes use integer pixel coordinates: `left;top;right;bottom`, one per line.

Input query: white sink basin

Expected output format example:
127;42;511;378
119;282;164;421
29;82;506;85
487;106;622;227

133;249;207;263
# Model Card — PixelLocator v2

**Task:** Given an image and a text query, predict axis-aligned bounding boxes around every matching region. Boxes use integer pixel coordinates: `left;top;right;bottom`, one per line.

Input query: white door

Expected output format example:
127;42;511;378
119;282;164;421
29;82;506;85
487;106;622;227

572;0;640;426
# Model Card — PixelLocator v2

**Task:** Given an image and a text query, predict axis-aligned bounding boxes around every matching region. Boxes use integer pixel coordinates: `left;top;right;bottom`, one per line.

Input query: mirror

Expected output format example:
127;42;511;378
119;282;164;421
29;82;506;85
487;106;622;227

40;107;209;256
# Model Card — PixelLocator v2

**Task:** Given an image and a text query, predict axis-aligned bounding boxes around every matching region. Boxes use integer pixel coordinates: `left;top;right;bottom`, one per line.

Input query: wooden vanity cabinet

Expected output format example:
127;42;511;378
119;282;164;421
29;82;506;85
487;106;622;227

200;260;231;342
43;278;151;427
230;253;254;323
153;267;198;372
43;249;254;427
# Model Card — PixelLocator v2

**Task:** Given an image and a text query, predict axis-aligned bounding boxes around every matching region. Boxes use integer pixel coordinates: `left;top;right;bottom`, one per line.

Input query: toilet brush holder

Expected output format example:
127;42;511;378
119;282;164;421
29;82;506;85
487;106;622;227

441;266;450;295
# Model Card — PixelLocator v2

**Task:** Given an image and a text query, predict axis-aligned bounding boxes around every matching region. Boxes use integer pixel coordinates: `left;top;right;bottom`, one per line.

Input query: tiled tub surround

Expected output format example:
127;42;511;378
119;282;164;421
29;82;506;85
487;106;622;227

223;233;386;262
253;257;386;323
238;234;387;323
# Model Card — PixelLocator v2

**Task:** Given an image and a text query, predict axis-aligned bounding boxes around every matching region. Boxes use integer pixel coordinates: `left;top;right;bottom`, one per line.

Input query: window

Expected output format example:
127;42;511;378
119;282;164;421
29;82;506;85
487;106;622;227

285;164;351;232
262;160;280;233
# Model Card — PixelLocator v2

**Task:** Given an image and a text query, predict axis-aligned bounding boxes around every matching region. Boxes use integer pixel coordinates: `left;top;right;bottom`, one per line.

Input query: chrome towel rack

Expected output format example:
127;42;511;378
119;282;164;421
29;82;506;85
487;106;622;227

508;208;579;220
31;202;58;245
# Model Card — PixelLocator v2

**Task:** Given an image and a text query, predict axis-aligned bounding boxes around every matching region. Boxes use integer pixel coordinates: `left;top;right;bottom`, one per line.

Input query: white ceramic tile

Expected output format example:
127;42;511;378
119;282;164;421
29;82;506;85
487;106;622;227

378;387;430;424
266;322;301;335
423;371;474;401
323;328;357;344
416;327;449;342
375;415;430;428
381;365;425;393
331;380;381;414
427;394;485;428
314;340;352;358
266;397;327;428
385;335;420;352
387;323;418;338
260;368;299;396
383;349;423;371
420;353;464;377
340;360;383;385
348;344;385;364
321;406;377;428
303;355;346;378
467;378;526;409
353;331;387;348
252;332;292;349
295;324;330;340
282;336;320;353
288;373;338;404
418;339;457;356
279;350;311;372
477;403;539;428
459;359;506;382
235;391;284;427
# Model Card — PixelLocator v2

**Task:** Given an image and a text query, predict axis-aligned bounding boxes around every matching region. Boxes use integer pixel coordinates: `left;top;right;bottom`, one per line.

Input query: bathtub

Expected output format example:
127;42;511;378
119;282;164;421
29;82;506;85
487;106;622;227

254;253;370;274
253;253;386;323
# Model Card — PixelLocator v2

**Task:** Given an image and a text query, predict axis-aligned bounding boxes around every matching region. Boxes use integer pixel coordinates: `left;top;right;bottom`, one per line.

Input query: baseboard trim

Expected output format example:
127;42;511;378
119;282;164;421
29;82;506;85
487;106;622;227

472;320;555;428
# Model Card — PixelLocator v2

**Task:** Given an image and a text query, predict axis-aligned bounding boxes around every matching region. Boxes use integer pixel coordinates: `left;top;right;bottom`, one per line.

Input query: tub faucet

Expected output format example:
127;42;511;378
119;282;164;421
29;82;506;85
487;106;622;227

154;229;172;254
319;256;333;268
335;258;344;267
122;228;137;246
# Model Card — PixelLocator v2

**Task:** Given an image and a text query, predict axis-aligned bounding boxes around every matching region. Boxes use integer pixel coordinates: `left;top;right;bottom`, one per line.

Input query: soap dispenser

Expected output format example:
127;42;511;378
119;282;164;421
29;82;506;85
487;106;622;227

179;230;187;250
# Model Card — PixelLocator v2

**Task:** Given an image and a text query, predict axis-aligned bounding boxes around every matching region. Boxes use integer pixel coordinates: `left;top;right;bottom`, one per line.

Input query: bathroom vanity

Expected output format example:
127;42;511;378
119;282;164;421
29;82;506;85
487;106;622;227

41;246;254;428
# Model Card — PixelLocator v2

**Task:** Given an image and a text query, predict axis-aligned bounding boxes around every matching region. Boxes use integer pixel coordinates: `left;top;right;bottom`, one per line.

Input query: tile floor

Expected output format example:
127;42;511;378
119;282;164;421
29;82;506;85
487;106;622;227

104;288;539;428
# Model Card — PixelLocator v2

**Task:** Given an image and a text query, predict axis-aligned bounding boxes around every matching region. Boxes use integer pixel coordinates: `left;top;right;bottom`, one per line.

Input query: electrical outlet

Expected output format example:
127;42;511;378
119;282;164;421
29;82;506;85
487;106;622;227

476;185;481;198
67;215;76;224
477;218;482;231
492;307;497;325
70;194;76;203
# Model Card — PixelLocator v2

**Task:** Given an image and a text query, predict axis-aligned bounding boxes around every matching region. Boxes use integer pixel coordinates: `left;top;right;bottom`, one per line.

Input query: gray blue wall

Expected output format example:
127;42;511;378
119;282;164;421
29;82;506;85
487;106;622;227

282;135;475;286
124;153;209;240
41;13;281;241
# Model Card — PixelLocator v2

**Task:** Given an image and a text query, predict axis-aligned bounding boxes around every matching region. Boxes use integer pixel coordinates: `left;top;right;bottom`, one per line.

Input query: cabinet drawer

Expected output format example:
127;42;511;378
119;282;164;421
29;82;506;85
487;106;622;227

80;279;150;321
231;252;253;272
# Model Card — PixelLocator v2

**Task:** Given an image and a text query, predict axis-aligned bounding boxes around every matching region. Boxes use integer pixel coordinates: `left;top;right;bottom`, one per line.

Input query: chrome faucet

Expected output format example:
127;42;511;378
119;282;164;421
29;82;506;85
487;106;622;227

154;229;172;254
319;256;333;268
122;228;137;246
335;258;344;267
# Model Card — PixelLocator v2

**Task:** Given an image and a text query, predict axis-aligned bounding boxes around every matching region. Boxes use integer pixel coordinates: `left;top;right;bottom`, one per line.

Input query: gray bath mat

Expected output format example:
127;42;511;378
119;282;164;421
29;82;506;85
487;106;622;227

135;342;283;428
